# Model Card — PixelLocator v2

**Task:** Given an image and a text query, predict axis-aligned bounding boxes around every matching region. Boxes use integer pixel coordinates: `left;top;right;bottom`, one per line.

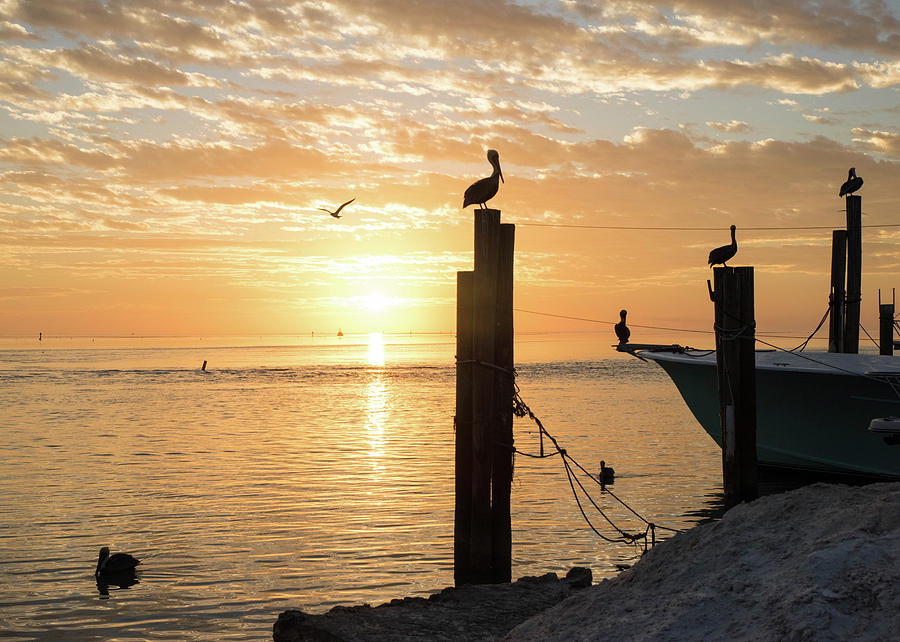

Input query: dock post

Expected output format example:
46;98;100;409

712;266;758;507
880;301;894;356
844;195;862;354
470;209;500;583
454;270;474;585
455;209;515;586
490;223;515;583
828;230;847;353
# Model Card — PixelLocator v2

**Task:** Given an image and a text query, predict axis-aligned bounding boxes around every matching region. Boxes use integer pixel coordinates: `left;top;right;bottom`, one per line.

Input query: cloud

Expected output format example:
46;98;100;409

706;120;750;133
851;127;900;156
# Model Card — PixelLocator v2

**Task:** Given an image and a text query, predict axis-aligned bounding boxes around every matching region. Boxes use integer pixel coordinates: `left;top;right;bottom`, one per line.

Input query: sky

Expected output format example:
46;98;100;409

1;0;899;340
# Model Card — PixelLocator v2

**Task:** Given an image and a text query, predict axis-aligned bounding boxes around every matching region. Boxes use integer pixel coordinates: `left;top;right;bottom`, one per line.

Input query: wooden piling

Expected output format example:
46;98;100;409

470;209;500;582
490;223;514;583
713;266;758;507
880;302;894;356
844;195;862;354
454;209;515;586
454;270;474;586
202;360;207;371
828;230;847;353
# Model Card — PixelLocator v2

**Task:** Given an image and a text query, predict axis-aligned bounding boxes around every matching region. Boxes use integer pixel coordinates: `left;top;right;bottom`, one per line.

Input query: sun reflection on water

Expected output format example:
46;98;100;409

364;373;387;474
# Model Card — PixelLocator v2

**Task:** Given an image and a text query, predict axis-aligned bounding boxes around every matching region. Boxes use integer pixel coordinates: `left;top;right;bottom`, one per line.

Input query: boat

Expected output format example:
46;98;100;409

636;347;900;479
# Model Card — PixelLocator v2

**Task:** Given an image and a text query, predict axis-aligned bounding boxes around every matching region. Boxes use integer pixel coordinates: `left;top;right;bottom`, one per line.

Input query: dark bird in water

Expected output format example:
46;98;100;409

708;225;737;267
839;167;863;197
95;547;140;577
599;460;615;484
463;149;503;209
615;309;630;344
318;197;356;218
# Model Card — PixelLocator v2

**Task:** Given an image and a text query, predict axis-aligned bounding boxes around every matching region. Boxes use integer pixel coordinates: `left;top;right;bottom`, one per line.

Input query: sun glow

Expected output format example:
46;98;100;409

364;293;390;312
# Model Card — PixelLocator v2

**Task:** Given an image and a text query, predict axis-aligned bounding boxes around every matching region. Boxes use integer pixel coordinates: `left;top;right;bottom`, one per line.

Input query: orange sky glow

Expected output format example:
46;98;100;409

1;1;899;341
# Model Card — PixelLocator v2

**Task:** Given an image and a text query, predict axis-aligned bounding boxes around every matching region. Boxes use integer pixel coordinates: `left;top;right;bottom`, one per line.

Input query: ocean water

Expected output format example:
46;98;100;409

0;333;723;641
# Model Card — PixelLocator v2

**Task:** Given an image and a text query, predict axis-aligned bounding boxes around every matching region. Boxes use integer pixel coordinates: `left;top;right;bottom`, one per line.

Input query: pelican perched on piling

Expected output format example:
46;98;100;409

95;547;140;577
839;168;863;197
708;225;738;267
615;309;630;344
463;149;503;209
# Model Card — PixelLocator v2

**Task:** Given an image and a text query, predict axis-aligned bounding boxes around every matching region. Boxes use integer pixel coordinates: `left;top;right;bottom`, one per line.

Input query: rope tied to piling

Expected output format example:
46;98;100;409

509;375;683;550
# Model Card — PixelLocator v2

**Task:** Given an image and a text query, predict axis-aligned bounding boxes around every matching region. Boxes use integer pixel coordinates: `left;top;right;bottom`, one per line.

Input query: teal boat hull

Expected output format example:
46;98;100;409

643;350;900;479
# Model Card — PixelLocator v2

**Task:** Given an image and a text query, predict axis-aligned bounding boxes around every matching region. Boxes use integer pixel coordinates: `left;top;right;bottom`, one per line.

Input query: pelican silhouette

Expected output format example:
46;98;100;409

708;225;738;267
318;197;356;218
839;168;863;197
614;309;630;344
599;460;615;484
463;150;503;209
95;547;140;577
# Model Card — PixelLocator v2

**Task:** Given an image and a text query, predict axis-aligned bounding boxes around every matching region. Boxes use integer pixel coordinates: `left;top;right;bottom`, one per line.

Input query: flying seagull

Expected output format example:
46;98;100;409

463;149;503;209
95;547;140;577
318;197;356;218
839;168;863;197
708;225;738;267
614;309;630;344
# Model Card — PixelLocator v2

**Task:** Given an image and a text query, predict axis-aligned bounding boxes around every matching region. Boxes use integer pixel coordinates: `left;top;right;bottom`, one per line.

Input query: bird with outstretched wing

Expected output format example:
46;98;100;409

319;197;356;218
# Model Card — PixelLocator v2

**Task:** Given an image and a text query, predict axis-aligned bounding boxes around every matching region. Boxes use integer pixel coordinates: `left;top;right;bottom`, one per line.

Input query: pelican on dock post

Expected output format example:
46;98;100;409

839;168;863;197
615;309;630;344
708;225;738;267
463;149;503;209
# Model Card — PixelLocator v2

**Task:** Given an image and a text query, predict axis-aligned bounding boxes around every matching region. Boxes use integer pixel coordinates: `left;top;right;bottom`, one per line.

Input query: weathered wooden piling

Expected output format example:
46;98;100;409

844;195;862;354
491;223;514;583
712;266;758;507
470;210;500;580
880;302;894;356
828;230;847;353
455;209;515;585
454;271;474;586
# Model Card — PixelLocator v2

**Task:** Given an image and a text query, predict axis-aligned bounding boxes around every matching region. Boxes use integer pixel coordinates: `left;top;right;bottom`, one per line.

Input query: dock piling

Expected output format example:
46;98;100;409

844;195;862;354
712;266;758;507
828;230;847;353
455;209;515;585
880;298;894;356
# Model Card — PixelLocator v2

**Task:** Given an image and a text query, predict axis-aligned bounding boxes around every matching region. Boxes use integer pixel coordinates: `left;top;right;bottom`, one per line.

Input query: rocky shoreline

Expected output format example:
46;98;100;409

273;567;593;641
274;483;900;641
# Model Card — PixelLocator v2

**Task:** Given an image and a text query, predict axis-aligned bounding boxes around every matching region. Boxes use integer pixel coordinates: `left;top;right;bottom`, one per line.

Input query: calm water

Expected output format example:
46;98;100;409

0;333;723;641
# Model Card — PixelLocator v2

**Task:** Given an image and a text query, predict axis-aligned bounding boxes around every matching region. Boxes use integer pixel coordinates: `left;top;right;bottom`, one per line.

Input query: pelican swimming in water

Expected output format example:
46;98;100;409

599;460;615;484
95;547;140;576
839;168;863;197
708;225;738;267
318;197;356;218
462;149;503;209
614;309;630;344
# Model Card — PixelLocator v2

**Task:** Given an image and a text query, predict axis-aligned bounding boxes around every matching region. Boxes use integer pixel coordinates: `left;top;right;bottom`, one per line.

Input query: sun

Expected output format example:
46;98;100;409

364;293;389;312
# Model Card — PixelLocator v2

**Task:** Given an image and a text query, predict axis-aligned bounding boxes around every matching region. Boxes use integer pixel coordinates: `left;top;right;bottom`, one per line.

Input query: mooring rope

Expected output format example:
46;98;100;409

509;376;683;551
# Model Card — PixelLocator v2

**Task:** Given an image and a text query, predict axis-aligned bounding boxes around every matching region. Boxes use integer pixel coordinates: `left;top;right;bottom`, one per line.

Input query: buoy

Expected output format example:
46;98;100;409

201;360;207;371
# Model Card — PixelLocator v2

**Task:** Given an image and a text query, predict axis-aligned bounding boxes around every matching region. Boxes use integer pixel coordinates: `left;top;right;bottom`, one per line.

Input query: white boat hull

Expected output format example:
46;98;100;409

640;350;900;479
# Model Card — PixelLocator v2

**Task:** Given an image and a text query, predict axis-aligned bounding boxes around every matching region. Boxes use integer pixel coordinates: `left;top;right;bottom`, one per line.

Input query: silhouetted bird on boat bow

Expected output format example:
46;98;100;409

95;546;140;577
708;225;738;267
839;168;863;197
463;149;503;210
615;309;630;344
318;197;356;218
